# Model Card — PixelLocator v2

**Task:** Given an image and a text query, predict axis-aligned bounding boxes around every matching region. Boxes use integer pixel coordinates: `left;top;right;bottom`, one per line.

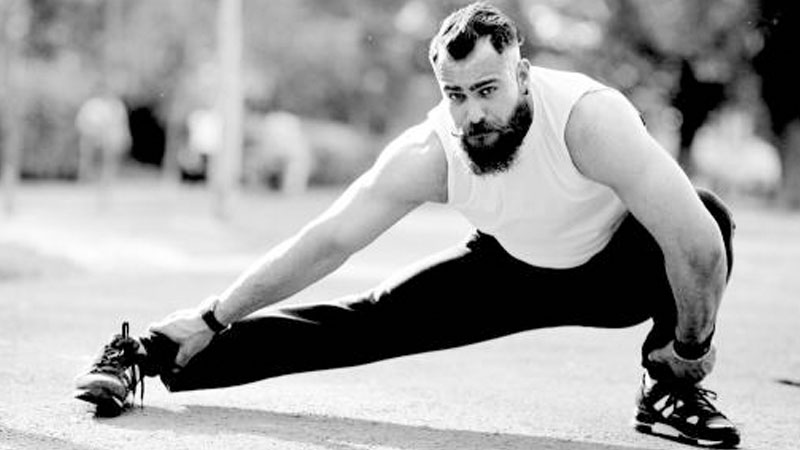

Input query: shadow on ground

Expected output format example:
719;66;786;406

100;405;658;450
775;378;800;388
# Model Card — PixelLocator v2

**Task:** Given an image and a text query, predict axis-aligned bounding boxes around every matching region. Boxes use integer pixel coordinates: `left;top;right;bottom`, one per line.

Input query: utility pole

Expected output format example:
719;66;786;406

1;0;23;216
212;0;243;219
97;0;121;211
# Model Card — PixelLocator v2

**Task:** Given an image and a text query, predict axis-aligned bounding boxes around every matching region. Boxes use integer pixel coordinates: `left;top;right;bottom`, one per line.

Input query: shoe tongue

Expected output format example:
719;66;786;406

107;336;139;362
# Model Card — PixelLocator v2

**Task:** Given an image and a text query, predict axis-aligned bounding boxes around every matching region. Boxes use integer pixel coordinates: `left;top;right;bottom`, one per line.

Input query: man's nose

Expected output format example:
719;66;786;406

464;100;486;125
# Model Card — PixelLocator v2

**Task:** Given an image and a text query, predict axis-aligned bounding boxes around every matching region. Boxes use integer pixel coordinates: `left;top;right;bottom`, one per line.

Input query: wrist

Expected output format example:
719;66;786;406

200;298;229;334
674;328;715;360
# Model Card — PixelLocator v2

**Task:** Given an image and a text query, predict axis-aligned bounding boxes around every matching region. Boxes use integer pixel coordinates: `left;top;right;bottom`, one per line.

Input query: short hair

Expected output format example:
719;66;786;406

428;2;522;67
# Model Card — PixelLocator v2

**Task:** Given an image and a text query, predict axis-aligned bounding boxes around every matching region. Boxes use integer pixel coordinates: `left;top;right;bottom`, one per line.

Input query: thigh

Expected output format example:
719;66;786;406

336;232;541;356
352;231;646;352
573;213;670;328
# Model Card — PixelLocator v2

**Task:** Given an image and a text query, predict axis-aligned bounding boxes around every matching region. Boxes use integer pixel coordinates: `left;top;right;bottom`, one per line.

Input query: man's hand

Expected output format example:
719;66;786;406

647;340;717;383
148;299;217;369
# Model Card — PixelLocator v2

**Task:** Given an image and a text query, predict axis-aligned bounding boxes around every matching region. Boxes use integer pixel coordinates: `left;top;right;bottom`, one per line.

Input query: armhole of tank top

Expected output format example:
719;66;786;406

426;105;461;206
439;133;459;207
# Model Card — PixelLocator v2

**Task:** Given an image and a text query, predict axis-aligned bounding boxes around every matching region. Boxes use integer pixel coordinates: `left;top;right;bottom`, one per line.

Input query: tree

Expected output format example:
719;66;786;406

602;0;756;175
753;1;800;207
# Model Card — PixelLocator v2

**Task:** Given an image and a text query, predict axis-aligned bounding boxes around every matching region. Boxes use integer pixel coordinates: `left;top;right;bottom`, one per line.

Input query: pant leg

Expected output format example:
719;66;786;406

160;227;653;392
161;232;531;391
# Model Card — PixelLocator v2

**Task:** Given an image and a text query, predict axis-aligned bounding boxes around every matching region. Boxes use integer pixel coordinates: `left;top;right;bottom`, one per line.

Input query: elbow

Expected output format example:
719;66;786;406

694;244;725;280
686;229;727;285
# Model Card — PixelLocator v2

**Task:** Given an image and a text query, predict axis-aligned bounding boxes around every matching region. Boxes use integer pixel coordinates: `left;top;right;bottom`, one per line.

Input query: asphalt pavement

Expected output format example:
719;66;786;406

0;181;798;450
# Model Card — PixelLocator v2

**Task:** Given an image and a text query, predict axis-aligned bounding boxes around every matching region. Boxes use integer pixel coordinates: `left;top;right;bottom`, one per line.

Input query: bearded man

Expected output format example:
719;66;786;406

76;3;740;447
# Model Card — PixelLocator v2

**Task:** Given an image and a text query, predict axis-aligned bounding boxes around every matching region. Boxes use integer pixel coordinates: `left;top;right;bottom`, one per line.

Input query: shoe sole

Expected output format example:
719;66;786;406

74;385;127;417
633;417;741;448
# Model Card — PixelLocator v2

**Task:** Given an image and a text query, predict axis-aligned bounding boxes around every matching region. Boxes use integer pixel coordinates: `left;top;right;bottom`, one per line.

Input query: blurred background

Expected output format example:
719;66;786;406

1;4;799;448
0;0;798;213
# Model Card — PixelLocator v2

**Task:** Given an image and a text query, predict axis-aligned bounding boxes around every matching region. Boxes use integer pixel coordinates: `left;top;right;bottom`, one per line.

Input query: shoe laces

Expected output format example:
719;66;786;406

667;384;721;418
94;322;146;408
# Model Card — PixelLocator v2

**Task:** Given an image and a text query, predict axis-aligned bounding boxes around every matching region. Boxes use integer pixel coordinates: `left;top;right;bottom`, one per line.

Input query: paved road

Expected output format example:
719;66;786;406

0;182;798;449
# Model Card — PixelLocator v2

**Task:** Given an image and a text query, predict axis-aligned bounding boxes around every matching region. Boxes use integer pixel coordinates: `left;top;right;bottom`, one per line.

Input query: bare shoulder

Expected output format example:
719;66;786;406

566;88;647;155
564;86;706;237
365;121;448;204
565;88;665;188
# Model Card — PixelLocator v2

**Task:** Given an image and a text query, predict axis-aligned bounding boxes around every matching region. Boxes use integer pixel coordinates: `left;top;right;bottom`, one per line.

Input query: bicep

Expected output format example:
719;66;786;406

308;174;421;255
303;124;446;255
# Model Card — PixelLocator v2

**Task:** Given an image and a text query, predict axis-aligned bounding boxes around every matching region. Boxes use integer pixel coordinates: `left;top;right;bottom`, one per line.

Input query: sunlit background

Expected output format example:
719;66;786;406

0;0;797;214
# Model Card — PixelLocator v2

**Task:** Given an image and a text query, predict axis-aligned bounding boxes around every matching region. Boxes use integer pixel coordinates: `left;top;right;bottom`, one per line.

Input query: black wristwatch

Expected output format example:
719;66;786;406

674;329;715;360
201;299;228;333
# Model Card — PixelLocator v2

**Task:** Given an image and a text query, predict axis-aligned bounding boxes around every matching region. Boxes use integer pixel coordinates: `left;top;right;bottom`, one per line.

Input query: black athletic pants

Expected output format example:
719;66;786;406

156;189;734;392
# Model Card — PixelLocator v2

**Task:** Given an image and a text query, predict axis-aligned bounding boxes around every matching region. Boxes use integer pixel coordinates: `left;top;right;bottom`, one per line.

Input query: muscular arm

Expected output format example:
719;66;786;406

213;123;448;325
565;89;727;345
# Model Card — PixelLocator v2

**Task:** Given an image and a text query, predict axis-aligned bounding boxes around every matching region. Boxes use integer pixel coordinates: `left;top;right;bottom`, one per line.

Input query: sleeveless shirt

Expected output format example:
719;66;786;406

426;66;627;268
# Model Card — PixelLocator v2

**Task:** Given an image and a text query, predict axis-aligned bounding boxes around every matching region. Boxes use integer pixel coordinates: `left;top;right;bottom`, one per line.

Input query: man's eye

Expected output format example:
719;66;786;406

447;92;466;103
478;86;496;97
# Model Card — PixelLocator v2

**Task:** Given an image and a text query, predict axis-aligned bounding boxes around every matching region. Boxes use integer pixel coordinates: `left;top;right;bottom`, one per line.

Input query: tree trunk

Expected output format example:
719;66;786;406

1;0;23;215
160;119;183;185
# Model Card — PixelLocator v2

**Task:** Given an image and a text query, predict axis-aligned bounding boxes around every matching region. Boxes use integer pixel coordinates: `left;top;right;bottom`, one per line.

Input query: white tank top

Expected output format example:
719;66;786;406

426;67;627;268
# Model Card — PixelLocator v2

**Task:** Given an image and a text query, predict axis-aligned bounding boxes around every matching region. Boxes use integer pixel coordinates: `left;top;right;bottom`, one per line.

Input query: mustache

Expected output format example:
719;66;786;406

450;120;511;138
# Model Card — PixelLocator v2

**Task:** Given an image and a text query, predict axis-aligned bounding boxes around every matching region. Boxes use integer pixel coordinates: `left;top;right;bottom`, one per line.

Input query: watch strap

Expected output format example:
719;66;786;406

201;303;227;333
674;328;715;360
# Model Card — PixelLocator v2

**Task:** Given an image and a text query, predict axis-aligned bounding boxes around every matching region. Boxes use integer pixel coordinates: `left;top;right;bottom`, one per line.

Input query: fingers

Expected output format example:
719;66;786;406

144;303;218;372
174;333;214;368
648;341;716;382
175;346;194;368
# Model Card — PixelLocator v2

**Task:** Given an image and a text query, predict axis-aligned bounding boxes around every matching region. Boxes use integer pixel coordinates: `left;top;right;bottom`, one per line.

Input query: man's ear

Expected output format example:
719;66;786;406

517;58;531;94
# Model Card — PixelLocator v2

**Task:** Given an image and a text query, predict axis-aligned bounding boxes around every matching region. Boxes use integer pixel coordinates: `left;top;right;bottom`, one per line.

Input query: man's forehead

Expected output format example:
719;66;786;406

434;38;520;89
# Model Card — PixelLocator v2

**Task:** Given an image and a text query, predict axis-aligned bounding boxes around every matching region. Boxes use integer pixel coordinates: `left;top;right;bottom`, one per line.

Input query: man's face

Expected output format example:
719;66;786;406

434;37;532;175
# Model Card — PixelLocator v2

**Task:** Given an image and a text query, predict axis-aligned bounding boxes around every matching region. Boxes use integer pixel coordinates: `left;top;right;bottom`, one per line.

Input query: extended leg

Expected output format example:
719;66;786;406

160;233;545;391
81;230;627;411
157;219;663;392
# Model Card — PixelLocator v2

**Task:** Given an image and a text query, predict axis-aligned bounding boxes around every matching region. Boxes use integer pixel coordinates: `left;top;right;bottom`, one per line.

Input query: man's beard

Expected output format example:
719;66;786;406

459;98;533;176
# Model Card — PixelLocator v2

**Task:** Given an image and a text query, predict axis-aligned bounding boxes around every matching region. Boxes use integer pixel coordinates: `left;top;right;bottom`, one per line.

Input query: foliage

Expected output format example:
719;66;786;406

752;1;800;205
0;0;795;198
